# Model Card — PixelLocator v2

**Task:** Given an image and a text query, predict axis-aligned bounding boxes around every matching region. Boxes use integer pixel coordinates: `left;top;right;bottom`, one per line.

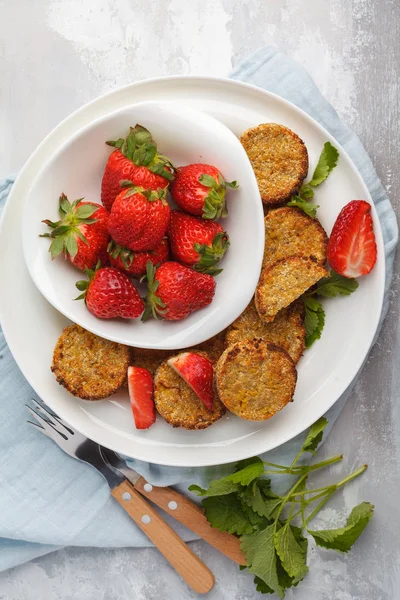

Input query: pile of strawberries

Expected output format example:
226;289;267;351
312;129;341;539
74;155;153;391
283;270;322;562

42;125;238;321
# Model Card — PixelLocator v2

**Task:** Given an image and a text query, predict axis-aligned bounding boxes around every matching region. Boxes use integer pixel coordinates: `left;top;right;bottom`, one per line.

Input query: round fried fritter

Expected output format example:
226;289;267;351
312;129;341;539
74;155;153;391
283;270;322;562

240;123;308;205
215;339;297;421
51;325;130;400
154;354;225;430
255;256;329;323
263;207;328;269
226;299;305;364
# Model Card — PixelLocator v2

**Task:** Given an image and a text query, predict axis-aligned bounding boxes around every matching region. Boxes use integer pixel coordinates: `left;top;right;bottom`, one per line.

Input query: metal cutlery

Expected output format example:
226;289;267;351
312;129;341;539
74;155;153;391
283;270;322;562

27;399;214;594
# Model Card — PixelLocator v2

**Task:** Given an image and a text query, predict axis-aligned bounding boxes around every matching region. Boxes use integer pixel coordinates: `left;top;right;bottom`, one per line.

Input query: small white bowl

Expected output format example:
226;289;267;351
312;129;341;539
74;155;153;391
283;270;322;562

22;101;264;349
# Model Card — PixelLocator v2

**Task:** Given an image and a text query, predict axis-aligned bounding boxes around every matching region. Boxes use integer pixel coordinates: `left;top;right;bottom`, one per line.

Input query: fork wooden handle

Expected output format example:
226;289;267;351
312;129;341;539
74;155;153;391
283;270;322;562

134;476;246;565
112;480;214;594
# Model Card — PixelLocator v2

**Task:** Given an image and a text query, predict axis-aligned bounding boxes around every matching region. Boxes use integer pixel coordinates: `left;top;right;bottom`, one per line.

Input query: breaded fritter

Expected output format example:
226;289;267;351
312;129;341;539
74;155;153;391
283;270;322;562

255;256;329;323
51;325;130;400
263;207;328;269
240;123;308;205
215;339;297;421
154;354;225;430
189;330;227;364
226;299;305;363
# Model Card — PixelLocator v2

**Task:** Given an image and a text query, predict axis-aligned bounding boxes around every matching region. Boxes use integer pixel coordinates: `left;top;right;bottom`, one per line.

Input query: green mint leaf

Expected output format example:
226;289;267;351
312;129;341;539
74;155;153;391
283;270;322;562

188;484;207;496
313;271;359;297
202;494;255;535
241;524;284;599
308;142;339;187
240;481;282;519
303;296;325;348
287;195;319;218
189;479;241;497
254;576;274;594
308;502;374;553
230;457;265;486
299;184;314;199
274;523;309;581
301;417;328;455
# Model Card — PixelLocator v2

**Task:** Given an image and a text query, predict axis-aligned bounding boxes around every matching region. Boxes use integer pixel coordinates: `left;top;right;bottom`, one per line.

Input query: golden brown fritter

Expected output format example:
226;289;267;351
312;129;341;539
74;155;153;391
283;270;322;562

51;325;130;400
154;354;225;430
255;256;329;323
226;299;305;364
263;207;328;269
240;123;308;205
215;339;297;421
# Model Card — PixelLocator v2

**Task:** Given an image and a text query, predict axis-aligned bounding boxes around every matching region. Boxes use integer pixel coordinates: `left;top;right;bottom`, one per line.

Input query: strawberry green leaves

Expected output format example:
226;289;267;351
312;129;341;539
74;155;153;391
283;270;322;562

194;231;230;275
41;194;99;260
308;502;374;552
287;141;339;218
107;125;175;181
198;173;239;219
189;417;373;598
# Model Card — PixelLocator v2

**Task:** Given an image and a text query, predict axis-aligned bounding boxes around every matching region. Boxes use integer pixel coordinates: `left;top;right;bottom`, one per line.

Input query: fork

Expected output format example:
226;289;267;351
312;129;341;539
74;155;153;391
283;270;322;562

27;399;215;594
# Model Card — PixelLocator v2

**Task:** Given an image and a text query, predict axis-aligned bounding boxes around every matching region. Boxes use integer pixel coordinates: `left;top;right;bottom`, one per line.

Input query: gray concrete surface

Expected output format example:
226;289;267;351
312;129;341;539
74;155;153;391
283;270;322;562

0;0;399;598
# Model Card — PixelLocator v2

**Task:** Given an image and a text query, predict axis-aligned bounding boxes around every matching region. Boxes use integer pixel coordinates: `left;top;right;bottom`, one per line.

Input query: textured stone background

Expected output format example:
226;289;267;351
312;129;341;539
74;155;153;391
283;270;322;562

0;0;399;598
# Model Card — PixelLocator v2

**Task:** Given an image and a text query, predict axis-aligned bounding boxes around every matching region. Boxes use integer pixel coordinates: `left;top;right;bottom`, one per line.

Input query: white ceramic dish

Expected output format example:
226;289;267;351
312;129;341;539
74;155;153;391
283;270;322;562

22;101;263;349
0;77;385;467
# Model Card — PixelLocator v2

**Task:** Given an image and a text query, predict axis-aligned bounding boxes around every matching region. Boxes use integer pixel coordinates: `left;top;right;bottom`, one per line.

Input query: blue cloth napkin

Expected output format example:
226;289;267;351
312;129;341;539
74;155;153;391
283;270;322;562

0;46;397;573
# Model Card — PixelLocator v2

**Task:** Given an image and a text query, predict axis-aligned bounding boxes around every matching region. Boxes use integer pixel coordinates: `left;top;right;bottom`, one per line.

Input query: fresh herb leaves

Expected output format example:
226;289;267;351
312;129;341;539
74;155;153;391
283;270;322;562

287;141;339;217
190;417;373;598
302;271;359;347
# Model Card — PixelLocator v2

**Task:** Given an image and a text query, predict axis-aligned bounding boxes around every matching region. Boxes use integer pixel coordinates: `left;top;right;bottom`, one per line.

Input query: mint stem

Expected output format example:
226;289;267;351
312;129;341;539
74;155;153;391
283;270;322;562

275;473;308;522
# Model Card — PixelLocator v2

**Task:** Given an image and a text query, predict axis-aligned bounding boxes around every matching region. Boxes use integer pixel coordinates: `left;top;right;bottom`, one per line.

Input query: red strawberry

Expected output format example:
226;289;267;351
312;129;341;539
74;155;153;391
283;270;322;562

168;352;214;411
75;266;144;319
327;200;377;278
170;163;238;219
168;210;229;274
143;261;216;321
128;366;156;429
108;185;171;252
41;194;109;271
101;125;174;211
108;238;169;278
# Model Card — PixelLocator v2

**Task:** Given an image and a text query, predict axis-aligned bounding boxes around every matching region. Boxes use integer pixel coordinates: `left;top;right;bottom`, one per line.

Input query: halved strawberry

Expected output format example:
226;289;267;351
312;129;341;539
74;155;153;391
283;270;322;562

168;352;214;411
128;366;156;429
327;200;377;278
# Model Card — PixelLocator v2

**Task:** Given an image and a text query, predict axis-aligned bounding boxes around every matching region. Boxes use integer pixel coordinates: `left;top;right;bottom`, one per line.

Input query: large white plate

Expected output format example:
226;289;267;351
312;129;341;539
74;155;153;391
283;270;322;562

0;77;385;467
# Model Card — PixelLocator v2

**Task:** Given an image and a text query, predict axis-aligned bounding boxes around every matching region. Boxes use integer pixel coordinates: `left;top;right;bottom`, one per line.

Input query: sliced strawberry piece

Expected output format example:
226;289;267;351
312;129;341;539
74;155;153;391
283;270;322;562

128;366;156;429
168;352;214;411
327;200;377;278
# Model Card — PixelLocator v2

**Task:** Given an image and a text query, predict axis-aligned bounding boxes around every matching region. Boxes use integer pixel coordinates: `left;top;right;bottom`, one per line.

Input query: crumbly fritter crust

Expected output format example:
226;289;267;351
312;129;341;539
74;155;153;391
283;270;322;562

51;324;130;400
240;123;308;205
215;339;297;420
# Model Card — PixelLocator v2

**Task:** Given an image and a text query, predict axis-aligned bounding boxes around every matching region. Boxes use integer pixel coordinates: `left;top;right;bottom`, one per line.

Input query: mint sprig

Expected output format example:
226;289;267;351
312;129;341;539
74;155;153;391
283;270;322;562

302;270;359;347
287;141;339;218
189;417;373;598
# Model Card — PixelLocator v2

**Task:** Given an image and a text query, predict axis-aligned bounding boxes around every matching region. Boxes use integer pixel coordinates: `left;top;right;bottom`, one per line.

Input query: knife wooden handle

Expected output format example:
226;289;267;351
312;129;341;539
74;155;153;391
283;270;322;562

112;480;214;594
134;476;246;565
